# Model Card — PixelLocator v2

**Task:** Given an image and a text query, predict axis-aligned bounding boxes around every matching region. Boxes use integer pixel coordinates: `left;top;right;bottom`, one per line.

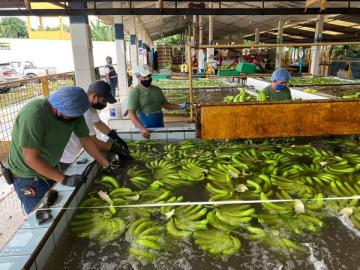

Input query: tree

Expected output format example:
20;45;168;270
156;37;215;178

155;34;182;45
90;19;114;41
0;17;28;38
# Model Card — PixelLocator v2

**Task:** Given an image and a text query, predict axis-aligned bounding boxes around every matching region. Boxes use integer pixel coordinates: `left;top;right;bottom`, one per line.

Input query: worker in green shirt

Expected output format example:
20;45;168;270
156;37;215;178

8;86;115;214
259;68;292;101
127;65;188;138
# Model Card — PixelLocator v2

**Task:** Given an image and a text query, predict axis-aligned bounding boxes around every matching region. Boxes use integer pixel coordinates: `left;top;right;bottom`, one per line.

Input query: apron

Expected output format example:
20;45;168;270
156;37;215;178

137;111;164;128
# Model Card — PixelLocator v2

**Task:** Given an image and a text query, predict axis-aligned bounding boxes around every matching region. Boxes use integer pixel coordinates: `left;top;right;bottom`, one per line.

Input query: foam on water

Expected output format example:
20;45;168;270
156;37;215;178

304;243;328;270
338;215;360;238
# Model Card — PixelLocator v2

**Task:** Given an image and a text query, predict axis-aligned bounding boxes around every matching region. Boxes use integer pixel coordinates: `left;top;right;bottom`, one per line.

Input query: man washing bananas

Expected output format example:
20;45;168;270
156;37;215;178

258;68;292;102
127;65;189;139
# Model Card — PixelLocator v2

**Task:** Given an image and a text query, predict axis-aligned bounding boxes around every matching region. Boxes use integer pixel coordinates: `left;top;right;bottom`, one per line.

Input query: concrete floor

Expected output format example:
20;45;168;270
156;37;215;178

0;178;25;251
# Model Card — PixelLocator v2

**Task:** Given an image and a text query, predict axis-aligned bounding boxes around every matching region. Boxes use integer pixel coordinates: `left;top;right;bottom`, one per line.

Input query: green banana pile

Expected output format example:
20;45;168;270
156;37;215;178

71;136;360;263
223;88;255;103
128;217;164;261
257;90;267;102
342;92;360;99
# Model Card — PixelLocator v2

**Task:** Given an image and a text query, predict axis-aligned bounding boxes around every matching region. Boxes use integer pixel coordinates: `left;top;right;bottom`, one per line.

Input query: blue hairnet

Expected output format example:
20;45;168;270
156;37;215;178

271;68;291;82
48;86;89;117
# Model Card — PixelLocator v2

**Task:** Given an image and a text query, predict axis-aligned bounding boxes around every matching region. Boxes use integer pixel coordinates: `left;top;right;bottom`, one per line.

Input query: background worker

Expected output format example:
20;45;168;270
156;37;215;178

105;56;118;98
8;86;115;214
127;65;188;139
259;68;292;101
60;80;130;171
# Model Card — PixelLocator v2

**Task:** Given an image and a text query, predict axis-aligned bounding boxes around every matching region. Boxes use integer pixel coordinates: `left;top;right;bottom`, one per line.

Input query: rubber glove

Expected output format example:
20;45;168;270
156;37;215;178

178;102;188;110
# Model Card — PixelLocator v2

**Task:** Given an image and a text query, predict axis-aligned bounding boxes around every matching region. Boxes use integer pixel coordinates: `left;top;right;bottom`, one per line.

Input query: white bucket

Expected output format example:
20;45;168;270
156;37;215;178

108;103;122;119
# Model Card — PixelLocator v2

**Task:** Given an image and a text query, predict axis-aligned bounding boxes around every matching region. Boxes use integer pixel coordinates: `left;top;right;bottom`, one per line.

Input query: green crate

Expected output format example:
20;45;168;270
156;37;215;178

217;70;240;76
235;62;256;74
152;74;169;80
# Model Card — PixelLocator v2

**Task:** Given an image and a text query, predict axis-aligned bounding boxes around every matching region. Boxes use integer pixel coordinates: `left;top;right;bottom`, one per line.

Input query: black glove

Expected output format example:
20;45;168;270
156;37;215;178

110;143;132;160
62;174;87;187
108;130;129;153
103;166;116;177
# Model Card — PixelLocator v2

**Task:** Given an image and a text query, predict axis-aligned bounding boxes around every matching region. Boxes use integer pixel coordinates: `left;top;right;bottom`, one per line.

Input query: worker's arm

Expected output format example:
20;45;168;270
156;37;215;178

128;110;150;138
23;147;65;183
89;134;111;152
79;136;110;168
162;102;188;111
94;120;112;136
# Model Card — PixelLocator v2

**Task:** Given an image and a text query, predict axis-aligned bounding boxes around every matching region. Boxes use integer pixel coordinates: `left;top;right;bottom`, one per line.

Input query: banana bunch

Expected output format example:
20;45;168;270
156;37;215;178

329;180;360;197
260;192;295;215
236;148;260;164
247;227;306;253
127;167;152;189
71;211;126;246
257;90;267;102
223;89;252;103
349;207;360;229
193;229;241;256
325;198;359;214
110;187;140;201
343;153;360;165
166;204;208;238
160;195;184;215
178;162;207;182
280;145;315;157
324;162;357;174
223;95;235;103
139;189;172;204
271;175;314;198
210;204;254;230
146;159;178;171
128;217;163;261
98;175;120;190
130;150;155;162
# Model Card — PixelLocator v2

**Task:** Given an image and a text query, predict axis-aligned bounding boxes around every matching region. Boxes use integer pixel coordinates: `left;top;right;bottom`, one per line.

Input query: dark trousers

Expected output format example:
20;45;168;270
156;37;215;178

13;176;56;214
109;77;118;98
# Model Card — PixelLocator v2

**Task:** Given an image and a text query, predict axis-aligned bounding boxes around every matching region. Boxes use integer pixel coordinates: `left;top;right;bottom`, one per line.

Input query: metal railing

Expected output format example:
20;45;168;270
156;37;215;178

0;72;74;161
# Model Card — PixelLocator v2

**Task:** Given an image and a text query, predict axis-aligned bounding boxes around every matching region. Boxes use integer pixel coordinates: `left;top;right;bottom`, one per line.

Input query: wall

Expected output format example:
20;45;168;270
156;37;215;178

0;38;130;73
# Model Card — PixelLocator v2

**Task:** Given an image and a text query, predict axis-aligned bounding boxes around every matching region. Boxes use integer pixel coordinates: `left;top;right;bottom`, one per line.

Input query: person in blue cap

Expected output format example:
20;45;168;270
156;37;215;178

259;68;292;101
8;86;115;214
127;65;188;138
60;80;131;171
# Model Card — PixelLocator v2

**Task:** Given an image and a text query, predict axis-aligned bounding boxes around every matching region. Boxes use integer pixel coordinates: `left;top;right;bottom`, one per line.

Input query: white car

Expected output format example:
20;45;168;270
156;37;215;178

10;61;56;78
0;63;22;93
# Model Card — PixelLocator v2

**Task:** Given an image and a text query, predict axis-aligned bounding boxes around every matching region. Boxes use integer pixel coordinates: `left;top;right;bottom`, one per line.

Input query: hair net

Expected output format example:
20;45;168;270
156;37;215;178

271;68;291;82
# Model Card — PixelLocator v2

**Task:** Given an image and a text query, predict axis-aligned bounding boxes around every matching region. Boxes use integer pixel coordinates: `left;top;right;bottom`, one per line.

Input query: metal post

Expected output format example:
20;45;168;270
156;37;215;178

310;14;324;76
275;19;284;69
188;44;194;120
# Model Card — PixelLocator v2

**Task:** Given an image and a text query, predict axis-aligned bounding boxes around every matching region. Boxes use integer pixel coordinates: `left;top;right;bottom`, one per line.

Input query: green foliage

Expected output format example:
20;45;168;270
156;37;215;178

155;34;182;45
331;45;360;59
90;19;114;41
0;17;28;38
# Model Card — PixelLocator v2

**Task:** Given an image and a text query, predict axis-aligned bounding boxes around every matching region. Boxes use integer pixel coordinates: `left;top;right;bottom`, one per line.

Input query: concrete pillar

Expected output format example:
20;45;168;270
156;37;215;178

114;15;128;101
275;19;284;69
310;14;324;76
255;27;260;44
137;28;143;67
69;8;95;89
188;24;192;44
129;16;138;73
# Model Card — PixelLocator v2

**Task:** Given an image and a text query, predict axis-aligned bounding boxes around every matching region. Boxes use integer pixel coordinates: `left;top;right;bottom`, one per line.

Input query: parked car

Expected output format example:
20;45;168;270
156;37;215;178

10;61;56;78
0;63;22;93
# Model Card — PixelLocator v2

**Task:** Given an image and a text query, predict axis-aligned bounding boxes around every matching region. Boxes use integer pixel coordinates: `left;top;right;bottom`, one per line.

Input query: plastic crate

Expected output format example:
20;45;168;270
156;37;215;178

152;74;169;80
217;70;240;76
235;62;256;74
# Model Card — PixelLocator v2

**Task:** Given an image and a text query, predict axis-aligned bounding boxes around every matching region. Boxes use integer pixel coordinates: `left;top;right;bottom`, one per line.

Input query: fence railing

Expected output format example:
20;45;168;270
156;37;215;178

0;72;74;160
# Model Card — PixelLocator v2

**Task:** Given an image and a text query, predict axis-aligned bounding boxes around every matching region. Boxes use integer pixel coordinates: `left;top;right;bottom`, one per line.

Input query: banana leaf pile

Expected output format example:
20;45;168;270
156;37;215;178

71;137;360;263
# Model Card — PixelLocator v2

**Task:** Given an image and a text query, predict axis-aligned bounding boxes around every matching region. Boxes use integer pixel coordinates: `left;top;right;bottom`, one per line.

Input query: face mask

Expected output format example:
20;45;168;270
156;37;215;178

141;78;152;88
92;101;107;110
275;84;286;91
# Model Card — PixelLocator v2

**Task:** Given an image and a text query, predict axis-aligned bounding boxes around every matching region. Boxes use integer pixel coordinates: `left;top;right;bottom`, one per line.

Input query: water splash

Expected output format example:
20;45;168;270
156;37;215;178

338;215;360;238
304;243;328;270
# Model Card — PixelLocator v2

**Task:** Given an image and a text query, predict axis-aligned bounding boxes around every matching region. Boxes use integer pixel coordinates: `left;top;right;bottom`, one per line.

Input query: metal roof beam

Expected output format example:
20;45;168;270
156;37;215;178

2;8;360;16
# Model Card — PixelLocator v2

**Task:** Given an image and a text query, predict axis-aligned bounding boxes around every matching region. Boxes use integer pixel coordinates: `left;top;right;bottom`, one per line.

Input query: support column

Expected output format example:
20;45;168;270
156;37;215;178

207;3;214;58
137;28;143;67
129;16;138;74
254;27;260;44
199;15;203;46
69;5;95;89
275;19;284;69
310;14;324;76
114;15;128;101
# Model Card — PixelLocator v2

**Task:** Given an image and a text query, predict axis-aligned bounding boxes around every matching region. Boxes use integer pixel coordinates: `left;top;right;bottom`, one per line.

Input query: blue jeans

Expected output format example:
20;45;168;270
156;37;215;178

109;77;118;98
13;176;56;214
